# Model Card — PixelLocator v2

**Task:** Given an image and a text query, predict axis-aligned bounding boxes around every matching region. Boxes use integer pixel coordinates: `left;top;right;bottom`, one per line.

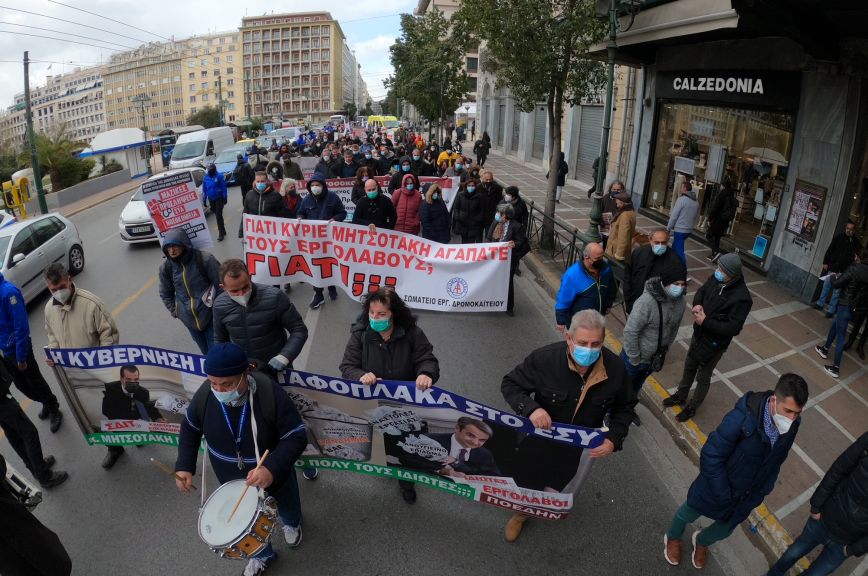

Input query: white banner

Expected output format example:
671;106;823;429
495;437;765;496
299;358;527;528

142;171;213;249
243;215;511;312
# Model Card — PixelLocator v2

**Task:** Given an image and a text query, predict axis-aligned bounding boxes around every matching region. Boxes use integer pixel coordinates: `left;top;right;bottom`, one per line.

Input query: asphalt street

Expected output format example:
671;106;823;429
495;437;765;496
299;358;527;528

4;187;768;575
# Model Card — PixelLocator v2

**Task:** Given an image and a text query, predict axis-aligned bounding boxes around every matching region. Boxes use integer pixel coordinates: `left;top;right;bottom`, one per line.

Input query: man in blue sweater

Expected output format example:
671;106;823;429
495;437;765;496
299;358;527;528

0;272;62;432
554;242;615;332
175;343;307;576
203;162;228;241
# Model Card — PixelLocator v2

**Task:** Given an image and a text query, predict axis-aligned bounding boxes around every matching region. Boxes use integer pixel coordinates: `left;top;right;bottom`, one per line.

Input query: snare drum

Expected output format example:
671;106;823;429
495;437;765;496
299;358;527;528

197;479;277;559
4;462;42;510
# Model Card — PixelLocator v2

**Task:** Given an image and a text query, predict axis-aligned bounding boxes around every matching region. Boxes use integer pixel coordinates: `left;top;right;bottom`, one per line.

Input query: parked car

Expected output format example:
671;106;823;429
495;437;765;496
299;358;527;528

0;212;17;229
0;213;84;303
118;167;206;244
215;145;249;185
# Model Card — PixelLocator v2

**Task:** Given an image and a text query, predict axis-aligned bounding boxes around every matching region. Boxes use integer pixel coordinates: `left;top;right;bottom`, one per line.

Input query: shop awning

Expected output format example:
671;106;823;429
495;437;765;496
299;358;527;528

589;0;738;55
454;104;477;115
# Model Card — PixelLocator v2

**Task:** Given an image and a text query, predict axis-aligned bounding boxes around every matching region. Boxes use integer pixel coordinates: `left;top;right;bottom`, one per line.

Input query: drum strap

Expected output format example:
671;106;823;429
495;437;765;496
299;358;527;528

200;438;208;510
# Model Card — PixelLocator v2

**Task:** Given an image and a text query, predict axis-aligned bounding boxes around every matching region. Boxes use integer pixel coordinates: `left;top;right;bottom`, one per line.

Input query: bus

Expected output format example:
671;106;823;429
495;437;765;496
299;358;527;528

367;115;400;129
329;114;347;126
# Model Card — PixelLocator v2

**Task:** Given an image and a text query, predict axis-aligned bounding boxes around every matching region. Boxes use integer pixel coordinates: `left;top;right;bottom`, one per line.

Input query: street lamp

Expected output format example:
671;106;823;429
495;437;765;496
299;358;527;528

131;93;153;177
584;0;641;242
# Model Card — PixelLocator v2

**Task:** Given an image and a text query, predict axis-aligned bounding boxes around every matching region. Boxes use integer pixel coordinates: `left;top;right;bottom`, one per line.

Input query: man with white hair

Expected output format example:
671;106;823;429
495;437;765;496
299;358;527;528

500;309;635;542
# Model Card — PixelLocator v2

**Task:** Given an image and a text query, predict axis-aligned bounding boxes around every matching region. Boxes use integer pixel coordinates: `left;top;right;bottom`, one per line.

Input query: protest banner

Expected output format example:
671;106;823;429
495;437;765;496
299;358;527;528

142;171;212;249
243;215;510;312
49;345;607;520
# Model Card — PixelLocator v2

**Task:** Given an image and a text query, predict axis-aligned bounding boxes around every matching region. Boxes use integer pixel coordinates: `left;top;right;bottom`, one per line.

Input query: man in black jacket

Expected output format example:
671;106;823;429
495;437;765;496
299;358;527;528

329;148;360;179
624;228;687;313
815;220;859;317
663;253;752;422
234;154;256;201
101;365;165;469
479;170;504;231
766;431;868;575
175;343;308;576
213;259;308;376
500;309;634;542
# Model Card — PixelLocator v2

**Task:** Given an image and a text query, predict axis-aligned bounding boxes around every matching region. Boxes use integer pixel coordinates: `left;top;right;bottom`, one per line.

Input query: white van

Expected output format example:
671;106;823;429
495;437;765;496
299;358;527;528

169;126;235;169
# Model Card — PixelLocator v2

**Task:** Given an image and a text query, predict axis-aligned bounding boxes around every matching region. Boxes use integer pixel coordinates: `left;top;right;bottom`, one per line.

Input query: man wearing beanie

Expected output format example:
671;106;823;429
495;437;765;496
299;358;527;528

175;342;308;576
663;253;752;422
621;262;688;425
624;228;687;314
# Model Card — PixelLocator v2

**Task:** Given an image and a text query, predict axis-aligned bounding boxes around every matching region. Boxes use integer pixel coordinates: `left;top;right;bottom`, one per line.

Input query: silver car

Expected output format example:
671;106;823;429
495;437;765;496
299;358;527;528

0;213;85;303
118;167;206;244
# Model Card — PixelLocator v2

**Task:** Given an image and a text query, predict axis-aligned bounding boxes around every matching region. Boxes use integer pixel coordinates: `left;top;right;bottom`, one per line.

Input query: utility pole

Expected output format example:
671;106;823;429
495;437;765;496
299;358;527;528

23;51;48;215
131;93;153;177
217;75;224;126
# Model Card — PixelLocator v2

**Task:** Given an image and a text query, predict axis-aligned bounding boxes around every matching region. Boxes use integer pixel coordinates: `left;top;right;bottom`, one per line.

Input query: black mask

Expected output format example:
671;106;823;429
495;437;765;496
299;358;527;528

592;259;606;271
208;167;216;176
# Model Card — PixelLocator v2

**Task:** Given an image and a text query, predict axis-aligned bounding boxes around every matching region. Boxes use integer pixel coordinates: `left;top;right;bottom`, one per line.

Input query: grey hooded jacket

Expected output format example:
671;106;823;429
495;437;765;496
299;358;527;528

667;189;699;234
158;227;221;332
622;277;686;366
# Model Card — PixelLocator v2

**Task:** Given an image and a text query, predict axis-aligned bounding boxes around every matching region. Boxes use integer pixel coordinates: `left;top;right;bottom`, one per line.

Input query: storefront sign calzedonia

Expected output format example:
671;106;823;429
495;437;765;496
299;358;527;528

656;70;801;110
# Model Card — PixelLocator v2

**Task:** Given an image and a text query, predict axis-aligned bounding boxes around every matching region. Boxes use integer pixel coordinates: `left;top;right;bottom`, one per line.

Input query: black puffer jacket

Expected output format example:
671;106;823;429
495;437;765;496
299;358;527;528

810;431;868;557
339;320;439;383
831;260;868;312
213;283;308;365
242;186;287;218
451;189;484;236
624;244;686;313
824;232;860;273
691;272;753;350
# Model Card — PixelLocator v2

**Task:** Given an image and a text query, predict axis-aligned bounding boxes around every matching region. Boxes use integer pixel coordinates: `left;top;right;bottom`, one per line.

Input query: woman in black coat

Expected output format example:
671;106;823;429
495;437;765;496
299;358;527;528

451;178;485;243
473;131;491;167
339;288;440;504
420;183;451;244
706;181;736;260
487;203;530;315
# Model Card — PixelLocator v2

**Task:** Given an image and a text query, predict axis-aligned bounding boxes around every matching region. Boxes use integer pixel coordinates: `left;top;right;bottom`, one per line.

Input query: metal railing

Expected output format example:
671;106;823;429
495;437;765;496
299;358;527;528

526;199;584;271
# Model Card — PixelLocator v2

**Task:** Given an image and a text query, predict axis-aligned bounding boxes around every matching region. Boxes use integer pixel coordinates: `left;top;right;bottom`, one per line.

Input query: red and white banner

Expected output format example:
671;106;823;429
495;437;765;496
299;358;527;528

243;215;511;312
142;171;212;249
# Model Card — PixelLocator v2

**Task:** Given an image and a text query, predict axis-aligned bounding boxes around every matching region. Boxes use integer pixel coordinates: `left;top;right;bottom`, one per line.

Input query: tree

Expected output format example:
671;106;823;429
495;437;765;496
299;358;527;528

457;0;606;247
0;143;22;184
361;100;374;117
248;116;265;132
344;102;358;121
186;106;222;128
388;9;469;141
379;84;398;116
19;123;91;192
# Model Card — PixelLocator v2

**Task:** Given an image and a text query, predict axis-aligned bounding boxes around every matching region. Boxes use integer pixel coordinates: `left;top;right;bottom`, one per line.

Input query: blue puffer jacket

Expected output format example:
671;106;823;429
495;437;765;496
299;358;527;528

554;260;615;325
202;171;228;203
420;198;451;244
687;391;799;527
0;272;30;360
298;174;347;222
158;228;222;332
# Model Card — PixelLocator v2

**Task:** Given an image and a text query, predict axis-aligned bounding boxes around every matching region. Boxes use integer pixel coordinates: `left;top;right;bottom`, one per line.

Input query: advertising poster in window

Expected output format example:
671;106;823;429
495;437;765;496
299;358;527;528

785;179;826;243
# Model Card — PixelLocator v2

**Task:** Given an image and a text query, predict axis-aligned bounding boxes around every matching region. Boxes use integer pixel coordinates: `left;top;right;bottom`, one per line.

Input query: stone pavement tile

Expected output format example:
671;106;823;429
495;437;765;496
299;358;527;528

655;344;689;391
818;388;868;438
850;371;868;403
796;408;853;472
679;306;695;328
748;294;776;312
749;281;794;303
690;382;740;432
791;308;831;336
763;452;822;515
776;501;811;548
763;315;820;348
716;344;759;374
745;333;791;360
738;323;774;345
742;266;766;284
729;366;780;394
770;354;833;397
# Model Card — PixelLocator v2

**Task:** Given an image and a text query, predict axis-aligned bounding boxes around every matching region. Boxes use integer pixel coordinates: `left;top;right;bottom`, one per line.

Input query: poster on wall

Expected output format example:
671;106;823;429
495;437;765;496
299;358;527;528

785;179;827;243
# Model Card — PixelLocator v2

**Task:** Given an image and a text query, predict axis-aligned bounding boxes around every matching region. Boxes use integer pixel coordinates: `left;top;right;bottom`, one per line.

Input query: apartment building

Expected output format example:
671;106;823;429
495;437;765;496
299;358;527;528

414;0;479;100
240;11;348;123
180;31;243;123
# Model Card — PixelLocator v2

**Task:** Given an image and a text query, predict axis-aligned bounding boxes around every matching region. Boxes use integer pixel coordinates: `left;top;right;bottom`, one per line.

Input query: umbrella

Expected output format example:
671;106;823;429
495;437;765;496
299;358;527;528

743;146;788;166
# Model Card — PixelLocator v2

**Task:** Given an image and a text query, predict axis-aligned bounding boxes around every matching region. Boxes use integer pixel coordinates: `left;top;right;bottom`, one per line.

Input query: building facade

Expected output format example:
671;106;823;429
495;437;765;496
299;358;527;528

240;11;348;123
414;0;479;102
179;32;243;124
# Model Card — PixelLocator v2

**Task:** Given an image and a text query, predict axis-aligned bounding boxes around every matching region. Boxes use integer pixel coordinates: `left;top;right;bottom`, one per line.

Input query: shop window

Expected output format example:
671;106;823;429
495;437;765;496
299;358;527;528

645;103;793;259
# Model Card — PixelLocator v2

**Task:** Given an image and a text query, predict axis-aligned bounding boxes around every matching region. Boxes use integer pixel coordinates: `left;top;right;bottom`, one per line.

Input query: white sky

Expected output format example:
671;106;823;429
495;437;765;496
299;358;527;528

0;0;412;107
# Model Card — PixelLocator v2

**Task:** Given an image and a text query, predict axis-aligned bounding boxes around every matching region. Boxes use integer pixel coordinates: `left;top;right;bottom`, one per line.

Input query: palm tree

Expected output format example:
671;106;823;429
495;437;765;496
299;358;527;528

20;123;88;192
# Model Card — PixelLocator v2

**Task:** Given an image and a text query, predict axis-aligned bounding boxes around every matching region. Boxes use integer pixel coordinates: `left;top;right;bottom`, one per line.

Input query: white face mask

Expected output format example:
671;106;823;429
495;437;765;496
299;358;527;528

310;185;323;196
229;291;251;307
504;194;513;202
771;397;793;434
52;287;71;304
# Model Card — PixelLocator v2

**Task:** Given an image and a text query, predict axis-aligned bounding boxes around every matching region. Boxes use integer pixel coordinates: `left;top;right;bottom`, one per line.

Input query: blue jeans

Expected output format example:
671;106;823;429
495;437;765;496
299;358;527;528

766;517;848;576
187;325;215;355
823;306;851;367
255;469;302;560
619;349;652;393
816;276;841;312
673;231;689;265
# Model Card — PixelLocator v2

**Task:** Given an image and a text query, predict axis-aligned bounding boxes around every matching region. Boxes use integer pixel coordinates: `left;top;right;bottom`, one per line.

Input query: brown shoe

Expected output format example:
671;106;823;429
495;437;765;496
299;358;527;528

504;514;528;542
664;535;681;565
691;530;708;569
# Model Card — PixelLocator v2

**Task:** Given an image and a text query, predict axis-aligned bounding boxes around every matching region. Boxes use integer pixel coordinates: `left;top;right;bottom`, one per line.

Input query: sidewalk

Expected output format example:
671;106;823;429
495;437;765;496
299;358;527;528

486;152;868;575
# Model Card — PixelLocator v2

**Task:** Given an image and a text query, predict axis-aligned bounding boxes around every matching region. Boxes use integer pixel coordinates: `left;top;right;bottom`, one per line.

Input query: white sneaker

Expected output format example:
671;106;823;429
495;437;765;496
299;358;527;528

244;557;268;576
283;524;302;547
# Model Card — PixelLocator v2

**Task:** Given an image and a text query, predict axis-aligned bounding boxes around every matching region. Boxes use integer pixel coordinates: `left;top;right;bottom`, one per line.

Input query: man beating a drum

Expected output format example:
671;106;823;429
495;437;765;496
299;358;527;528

175;343;307;576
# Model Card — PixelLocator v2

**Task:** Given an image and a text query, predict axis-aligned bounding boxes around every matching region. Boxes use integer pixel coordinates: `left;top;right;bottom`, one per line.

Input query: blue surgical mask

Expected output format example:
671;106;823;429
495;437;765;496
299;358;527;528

255;182;267;192
455;163;464;171
714;269;726;283
406;183;415;191
665;284;684;298
211;377;244;405
466;186;475;194
494;213;502;223
402;165;411;172
432;193;440;200
366;191;378;199
651;244;667;256
365;153;372;159
571;345;601;367
369;317;390;332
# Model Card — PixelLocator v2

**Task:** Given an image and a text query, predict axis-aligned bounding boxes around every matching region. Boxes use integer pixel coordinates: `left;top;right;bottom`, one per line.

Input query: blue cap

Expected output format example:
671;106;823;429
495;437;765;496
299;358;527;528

204;343;249;376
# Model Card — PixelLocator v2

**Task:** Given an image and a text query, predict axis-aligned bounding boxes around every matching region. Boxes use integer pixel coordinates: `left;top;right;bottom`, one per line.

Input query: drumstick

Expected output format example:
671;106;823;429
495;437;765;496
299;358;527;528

227;449;269;523
149;457;197;490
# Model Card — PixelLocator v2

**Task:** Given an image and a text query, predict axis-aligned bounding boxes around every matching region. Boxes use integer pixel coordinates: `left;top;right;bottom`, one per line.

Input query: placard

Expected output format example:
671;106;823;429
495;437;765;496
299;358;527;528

141;171;212;249
785;179;826;243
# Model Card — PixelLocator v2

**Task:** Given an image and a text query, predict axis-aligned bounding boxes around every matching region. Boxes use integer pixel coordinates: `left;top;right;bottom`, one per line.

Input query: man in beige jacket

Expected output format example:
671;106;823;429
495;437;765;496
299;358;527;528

42;262;121;469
